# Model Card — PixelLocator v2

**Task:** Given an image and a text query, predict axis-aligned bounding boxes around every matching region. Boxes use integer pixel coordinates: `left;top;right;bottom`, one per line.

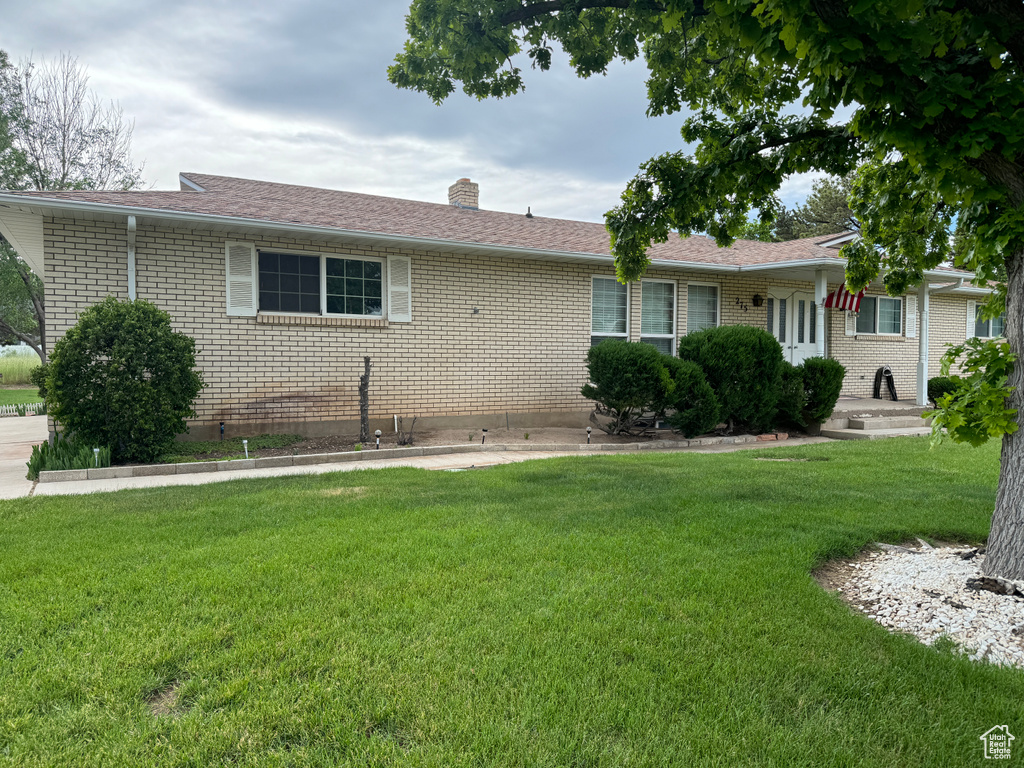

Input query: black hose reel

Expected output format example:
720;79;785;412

873;365;898;401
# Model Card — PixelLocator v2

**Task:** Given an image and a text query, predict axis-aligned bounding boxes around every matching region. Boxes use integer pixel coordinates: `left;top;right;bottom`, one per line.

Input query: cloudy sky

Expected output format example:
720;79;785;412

3;0;821;222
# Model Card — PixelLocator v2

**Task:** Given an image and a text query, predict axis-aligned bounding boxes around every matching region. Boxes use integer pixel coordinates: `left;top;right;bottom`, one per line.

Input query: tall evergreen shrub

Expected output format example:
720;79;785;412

662;356;721;438
677;325;783;433
801;357;846;424
581;340;671;434
777;360;807;428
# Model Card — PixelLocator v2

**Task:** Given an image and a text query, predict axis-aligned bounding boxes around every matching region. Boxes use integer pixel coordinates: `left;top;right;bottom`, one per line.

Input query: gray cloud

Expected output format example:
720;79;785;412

2;0;816;221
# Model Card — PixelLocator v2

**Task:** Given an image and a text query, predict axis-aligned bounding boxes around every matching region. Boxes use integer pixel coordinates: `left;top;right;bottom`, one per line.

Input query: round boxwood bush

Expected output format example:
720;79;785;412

581;340;671;434
801;357;846;424
677;325;783;433
928;375;961;406
47;297;204;463
662;356;721;438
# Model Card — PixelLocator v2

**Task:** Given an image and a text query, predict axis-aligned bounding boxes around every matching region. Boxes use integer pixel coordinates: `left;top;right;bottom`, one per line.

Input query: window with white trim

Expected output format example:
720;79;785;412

687;283;719;333
640;280;676;354
591;277;628;346
855;296;902;335
974;305;1006;338
257;251;383;316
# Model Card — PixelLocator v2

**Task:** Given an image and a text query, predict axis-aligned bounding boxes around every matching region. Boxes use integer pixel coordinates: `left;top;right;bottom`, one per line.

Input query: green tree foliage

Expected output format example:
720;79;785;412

392;0;1024;577
0;50;144;361
46;298;204;463
0;50;28;191
926;338;1019;447
0;242;43;354
677;325;783;434
741;177;856;242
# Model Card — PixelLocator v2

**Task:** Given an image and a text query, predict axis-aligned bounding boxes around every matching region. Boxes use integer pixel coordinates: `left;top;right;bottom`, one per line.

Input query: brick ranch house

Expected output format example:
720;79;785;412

0;173;994;439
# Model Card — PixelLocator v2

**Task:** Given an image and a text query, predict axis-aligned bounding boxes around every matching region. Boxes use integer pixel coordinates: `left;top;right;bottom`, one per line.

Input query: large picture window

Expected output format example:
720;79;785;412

687;283;719;333
591;277;628;346
641;280;676;354
258;251;383;317
856;296;902;335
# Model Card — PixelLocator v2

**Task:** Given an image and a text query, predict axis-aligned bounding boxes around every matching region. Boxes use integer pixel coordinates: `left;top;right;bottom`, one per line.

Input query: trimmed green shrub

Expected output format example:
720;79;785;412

29;362;48;401
47;297;204;463
26;434;110;481
677;325;783;433
662;356;721;438
581;340;672;434
802;357;846;424
777;361;807;428
928;376;960;406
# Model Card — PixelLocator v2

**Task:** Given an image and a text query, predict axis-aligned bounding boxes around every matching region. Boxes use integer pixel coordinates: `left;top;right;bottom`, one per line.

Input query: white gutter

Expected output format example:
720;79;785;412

127;215;137;300
0;192;982;283
929;278;964;293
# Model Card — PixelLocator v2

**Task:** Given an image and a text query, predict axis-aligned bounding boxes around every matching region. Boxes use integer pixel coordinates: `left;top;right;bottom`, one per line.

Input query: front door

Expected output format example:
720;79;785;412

767;291;818;364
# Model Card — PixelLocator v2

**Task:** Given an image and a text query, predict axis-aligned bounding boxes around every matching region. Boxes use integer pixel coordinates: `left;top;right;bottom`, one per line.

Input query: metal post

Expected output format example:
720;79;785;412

917;282;930;406
814;269;827;358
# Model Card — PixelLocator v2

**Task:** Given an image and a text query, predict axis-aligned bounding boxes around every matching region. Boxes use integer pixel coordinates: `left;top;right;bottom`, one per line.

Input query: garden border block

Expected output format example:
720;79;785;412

36;433;788;483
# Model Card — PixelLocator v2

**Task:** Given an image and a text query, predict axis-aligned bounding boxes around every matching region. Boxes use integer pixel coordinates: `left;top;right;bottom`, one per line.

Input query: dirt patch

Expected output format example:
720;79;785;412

164;425;811;464
146;681;181;718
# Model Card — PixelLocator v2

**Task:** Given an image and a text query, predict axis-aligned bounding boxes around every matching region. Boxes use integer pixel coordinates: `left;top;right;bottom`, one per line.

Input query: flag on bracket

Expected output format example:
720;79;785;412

823;282;865;312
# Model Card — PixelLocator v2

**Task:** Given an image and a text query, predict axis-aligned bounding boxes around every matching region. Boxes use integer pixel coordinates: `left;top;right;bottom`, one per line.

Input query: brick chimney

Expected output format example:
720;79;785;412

448;178;479;209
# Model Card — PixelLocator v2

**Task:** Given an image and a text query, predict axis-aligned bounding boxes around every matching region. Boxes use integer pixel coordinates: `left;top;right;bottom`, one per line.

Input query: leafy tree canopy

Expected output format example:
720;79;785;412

390;0;1023;292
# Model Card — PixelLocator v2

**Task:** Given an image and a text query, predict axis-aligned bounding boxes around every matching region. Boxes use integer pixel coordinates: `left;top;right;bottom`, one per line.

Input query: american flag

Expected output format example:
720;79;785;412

823;282;865;312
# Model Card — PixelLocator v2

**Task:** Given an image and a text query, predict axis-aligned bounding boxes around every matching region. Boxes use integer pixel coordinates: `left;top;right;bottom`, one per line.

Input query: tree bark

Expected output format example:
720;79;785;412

984;245;1024;580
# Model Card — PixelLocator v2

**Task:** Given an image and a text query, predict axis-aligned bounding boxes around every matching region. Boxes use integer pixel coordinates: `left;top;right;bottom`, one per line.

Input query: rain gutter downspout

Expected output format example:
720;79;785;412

127;215;137;300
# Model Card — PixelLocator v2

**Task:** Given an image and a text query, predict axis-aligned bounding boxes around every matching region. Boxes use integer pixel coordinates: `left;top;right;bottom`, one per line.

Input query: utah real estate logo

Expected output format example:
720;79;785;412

980;725;1015;760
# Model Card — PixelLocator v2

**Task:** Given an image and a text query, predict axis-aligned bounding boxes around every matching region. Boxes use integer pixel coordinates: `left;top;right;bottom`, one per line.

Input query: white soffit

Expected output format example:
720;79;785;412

0;207;44;276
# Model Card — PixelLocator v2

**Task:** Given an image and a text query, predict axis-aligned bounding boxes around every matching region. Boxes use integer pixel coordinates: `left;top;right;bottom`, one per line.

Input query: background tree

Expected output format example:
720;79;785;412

0;51;144;360
391;1;1024;579
739;176;856;242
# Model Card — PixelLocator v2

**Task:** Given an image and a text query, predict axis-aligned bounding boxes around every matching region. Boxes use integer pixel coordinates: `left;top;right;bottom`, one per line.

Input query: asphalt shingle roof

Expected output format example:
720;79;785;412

7;172;848;267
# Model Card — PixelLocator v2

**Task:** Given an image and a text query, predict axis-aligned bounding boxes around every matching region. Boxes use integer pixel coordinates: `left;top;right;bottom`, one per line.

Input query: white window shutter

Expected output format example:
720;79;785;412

905;294;917;338
225;242;257;316
966;300;976;338
845;310;857;336
387;255;413;322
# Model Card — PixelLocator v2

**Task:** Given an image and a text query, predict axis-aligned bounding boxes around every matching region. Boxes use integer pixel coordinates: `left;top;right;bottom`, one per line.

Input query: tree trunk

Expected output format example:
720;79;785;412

984;245;1024;580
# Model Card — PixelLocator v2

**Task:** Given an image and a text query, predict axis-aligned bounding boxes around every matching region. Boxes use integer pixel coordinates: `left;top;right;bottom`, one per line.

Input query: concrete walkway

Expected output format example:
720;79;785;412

0;415;47;499
0;436;827;501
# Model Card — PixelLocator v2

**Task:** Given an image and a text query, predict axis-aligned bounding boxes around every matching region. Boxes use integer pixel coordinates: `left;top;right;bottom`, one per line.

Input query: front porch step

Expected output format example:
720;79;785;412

848;416;931;430
820;426;933;440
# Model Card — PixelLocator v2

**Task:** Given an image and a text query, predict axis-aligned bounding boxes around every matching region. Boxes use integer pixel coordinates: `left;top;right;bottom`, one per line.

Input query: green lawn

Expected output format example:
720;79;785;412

0;439;1018;766
0;388;42;406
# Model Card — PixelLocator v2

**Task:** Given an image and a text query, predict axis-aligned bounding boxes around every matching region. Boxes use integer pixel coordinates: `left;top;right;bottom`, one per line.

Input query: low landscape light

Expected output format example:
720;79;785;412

375;429;382;449
93;447;99;467
482;429;488;445
587;426;592;445
242;439;249;459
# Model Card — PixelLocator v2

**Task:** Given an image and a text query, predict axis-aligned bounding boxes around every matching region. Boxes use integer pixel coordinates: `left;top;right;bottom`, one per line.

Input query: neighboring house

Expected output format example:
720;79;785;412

0;174;992;438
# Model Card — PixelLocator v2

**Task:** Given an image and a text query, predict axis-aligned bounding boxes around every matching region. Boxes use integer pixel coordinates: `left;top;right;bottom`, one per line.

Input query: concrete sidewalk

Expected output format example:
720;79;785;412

13;436;829;497
0;415;47;499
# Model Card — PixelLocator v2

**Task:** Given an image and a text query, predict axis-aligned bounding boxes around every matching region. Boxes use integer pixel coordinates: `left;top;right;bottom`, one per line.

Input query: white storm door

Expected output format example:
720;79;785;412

768;292;817;364
789;293;818;364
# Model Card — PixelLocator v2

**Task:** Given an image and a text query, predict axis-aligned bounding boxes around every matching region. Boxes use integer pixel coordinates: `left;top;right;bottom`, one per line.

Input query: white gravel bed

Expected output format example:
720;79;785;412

835;545;1024;668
